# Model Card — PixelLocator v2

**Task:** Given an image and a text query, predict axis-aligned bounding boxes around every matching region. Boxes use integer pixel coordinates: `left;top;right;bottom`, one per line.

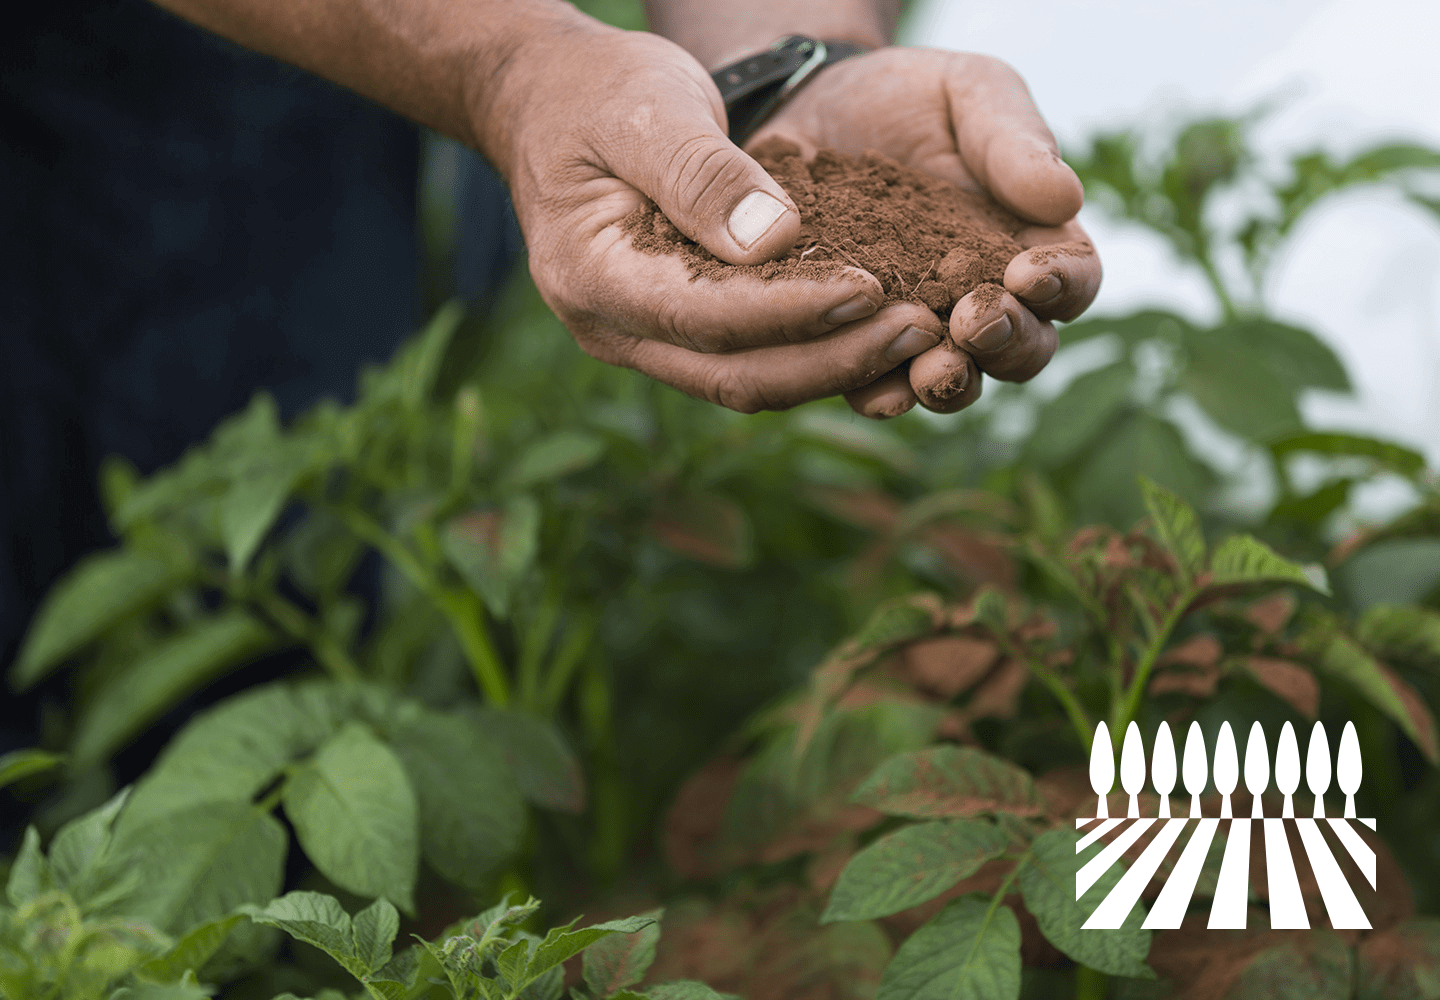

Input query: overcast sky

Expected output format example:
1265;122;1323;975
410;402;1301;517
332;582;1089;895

904;0;1440;482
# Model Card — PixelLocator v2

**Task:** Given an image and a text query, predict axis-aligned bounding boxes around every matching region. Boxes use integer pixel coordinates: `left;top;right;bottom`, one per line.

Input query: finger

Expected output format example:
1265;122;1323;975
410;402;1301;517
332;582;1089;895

950;283;1058;382
617;303;944;413
596;78;802;265
588;234;883;352
946;56;1083;226
1004;218;1103;322
909;340;983;414
845;366;919;419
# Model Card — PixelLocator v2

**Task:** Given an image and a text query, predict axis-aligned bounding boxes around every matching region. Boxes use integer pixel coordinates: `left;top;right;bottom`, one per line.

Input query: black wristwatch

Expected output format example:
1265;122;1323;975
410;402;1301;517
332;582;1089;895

710;35;870;146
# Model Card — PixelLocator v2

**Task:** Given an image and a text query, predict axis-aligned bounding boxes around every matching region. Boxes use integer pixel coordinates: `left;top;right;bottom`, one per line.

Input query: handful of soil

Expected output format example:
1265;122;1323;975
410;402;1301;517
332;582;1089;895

623;138;1026;320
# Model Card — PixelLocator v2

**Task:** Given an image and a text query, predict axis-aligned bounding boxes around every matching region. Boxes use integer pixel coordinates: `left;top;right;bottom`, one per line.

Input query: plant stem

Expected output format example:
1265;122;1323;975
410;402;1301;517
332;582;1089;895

1112;587;1195;741
1029;657;1093;753
333;504;510;705
1075;964;1109;1000
1197;252;1238;322
254;586;360;683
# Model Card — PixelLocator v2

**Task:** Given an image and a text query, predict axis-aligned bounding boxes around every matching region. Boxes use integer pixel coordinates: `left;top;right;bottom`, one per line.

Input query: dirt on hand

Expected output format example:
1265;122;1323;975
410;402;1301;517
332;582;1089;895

622;138;1026;320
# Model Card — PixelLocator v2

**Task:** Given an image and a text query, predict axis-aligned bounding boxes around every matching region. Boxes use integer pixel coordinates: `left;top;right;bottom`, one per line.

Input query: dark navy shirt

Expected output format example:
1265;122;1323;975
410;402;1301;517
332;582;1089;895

0;1;520;717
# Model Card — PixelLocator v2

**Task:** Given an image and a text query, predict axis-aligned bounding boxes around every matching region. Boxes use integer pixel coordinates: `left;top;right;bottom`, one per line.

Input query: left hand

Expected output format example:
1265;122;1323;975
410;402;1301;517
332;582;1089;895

750;46;1103;418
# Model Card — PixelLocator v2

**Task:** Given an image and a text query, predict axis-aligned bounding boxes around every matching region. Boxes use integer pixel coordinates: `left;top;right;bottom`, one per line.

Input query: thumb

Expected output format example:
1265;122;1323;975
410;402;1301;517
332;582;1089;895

605;101;801;265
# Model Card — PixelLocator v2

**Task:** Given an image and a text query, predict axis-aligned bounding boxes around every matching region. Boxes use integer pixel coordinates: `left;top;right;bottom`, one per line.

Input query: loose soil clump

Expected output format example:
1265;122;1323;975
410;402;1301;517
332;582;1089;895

623;138;1026;319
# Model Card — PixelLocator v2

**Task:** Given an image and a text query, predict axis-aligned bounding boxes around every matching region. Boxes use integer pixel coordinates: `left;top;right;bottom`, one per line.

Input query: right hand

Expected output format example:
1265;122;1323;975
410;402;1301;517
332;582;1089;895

477;13;945;414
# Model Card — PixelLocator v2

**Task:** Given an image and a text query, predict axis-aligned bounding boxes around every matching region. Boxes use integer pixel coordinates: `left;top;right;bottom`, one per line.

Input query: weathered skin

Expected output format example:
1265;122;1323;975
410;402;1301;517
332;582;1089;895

147;0;1100;418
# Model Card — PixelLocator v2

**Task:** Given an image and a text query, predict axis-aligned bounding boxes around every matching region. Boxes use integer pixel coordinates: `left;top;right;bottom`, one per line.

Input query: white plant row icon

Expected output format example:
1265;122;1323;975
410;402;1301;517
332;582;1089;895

1076;720;1377;931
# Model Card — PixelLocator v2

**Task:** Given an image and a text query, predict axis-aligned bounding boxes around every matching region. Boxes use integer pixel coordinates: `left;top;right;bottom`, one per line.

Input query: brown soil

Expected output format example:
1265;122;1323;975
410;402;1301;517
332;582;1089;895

622;139;1026;319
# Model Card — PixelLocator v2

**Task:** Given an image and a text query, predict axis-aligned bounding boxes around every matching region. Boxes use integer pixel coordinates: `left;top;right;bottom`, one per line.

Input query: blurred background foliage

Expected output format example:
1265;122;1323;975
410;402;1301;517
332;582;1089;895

4;1;1440;997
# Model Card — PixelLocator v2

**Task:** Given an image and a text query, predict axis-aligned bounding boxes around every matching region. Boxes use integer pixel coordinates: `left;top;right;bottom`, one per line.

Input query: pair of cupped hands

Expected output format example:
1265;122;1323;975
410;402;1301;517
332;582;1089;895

493;19;1101;418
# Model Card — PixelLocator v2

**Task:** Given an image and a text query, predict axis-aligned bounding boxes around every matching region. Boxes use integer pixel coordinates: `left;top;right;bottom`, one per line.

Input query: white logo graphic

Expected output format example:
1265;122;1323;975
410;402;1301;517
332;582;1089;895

1076;720;1376;930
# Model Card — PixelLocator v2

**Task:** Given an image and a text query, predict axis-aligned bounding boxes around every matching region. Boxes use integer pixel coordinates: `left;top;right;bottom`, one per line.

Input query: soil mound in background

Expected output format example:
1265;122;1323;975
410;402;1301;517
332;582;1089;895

623;138;1025;319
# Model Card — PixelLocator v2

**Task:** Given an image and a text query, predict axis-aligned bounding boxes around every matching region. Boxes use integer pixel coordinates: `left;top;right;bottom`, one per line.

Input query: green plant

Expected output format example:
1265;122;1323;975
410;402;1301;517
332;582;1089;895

665;476;1440;998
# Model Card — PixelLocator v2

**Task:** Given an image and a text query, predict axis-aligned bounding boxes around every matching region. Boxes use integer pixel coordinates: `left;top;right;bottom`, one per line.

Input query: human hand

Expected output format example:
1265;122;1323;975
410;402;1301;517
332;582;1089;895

481;13;948;413
750;46;1102;418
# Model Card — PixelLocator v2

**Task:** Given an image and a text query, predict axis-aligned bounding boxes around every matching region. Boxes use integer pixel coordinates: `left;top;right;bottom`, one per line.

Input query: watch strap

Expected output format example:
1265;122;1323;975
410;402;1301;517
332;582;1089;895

711;36;869;146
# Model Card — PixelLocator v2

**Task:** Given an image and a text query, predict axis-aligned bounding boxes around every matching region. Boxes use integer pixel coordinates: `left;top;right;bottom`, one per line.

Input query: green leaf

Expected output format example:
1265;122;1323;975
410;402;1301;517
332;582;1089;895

403;301;466;409
1223;927;1353;999
1209;534;1327;594
283;723;420;913
1180;328;1305;442
1055;310;1196;348
1019;829;1153;979
1026;361;1135;468
0;748;65;790
646;981;737;1000
442;496;542;618
108;985;211;1000
11;548;185;689
583;908;663;995
1138;475;1206;580
1270;431;1427;479
118;681;341;829
134;913;246;984
6;826;55;906
1220;319;1350;393
352;898;400;976
389;711;526;892
823;820;1009;923
365;945;422;1000
509;431;606;489
852;747;1041;820
48;788;131;899
524;916;658;988
1357;605;1440;670
71;610;274;768
875;895;1021;1000
1337;539;1440;610
1305;626;1439;763
472;708;586;814
109;800;287;933
1070;413;1215;529
243;891;361;976
497;938;532;990
848;596;938;654
221;439;317;573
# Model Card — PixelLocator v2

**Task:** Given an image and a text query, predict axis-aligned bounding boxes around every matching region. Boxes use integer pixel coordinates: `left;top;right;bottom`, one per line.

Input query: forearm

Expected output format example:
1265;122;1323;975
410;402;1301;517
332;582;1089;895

643;0;900;70
148;0;592;164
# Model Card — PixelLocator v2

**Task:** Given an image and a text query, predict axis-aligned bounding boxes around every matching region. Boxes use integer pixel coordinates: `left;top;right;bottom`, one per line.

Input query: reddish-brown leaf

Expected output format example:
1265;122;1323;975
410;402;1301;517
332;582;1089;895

1245;592;1298;635
1236;657;1321;719
851;745;1040;819
1355;917;1440;1000
1379;661;1440;763
892;635;1000;699
921;524;1017;587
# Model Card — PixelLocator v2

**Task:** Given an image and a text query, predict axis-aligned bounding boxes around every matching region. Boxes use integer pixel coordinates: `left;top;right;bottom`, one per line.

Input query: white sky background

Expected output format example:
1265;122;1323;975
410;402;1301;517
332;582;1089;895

903;0;1440;485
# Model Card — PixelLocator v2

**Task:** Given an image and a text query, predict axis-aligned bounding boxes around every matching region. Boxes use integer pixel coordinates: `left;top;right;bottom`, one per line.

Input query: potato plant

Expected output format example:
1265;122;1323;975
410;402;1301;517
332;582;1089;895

663;479;1440;999
3;98;1440;1000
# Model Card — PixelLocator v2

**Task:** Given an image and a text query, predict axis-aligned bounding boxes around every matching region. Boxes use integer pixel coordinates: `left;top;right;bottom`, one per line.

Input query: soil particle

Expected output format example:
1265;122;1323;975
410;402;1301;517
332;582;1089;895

622;139;1025;319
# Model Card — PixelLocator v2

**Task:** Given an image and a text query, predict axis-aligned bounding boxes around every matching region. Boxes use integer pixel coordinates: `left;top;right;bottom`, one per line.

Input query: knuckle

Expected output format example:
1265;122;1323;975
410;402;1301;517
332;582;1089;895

663;136;750;221
708;365;770;414
653;287;714;353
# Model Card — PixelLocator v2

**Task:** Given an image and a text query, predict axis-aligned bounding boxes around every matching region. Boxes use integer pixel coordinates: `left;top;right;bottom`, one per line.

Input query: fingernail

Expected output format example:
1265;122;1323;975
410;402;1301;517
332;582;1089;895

728;190;788;249
969;314;1013;352
825;293;877;326
1021;273;1062;304
885;325;939;364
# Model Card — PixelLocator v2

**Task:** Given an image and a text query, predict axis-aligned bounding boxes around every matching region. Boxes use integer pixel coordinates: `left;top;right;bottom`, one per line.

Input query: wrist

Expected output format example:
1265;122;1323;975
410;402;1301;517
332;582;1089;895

462;1;613;177
645;1;894;71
